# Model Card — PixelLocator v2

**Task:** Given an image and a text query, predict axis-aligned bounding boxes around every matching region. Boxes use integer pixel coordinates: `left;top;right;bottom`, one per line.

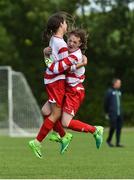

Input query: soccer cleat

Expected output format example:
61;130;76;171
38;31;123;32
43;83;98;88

60;133;73;154
93;126;104;149
65;132;73;141
49;132;61;142
28;140;42;159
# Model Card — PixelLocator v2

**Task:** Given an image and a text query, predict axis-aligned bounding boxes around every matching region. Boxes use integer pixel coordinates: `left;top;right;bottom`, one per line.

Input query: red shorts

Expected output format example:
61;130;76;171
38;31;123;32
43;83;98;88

45;80;65;107
63;84;85;116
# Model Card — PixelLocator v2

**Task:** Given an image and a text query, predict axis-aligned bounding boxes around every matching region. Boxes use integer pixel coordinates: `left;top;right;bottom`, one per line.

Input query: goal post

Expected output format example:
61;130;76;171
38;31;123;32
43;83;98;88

0;66;43;137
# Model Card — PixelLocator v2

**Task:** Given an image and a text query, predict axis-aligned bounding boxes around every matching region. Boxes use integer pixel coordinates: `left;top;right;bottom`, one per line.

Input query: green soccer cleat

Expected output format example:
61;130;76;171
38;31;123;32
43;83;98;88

49;132;61;142
93;126;104;149
28;140;42;159
60;133;73;154
66;132;73;141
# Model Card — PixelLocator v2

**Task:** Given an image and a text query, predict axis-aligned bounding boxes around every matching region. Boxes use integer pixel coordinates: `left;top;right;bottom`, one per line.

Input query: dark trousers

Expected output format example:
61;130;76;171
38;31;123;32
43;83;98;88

107;115;123;145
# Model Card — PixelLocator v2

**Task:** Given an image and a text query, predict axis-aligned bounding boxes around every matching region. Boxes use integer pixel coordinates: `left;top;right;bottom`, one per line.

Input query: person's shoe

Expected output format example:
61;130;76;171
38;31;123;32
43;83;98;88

28;140;42;159
49;132;61;142
106;140;114;147
93;126;104;149
65;132;73;141
60;133;73;154
116;144;124;147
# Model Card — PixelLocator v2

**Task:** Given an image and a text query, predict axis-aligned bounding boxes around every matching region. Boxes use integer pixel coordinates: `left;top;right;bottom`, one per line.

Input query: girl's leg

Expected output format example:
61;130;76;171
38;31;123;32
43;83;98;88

61;112;96;133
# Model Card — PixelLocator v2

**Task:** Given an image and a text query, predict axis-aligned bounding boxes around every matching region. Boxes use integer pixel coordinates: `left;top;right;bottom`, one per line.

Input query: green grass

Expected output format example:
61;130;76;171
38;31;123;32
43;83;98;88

0;128;134;179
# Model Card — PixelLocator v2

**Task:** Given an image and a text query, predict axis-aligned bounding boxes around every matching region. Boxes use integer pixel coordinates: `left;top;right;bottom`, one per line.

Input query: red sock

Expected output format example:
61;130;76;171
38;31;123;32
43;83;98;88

68;119;96;133
36;117;54;142
53;120;65;137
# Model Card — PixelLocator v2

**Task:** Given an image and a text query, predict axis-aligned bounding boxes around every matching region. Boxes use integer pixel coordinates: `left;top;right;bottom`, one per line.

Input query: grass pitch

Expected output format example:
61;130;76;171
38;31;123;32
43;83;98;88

0;128;134;179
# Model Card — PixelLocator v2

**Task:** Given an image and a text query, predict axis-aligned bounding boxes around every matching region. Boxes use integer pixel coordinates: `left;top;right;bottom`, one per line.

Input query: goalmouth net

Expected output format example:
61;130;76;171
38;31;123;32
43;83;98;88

0;66;43;137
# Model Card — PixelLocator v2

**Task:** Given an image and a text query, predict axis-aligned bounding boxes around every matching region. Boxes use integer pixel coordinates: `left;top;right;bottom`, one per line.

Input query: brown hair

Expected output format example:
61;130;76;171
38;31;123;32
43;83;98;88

68;29;88;53
43;12;74;43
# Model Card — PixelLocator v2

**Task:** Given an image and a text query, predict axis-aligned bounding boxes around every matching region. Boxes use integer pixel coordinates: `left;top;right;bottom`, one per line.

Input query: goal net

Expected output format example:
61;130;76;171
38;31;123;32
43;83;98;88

0;66;43;137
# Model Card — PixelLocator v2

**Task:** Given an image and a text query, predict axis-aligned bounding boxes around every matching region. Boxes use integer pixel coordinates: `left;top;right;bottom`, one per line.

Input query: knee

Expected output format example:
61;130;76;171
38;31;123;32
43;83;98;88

61;119;68;127
55;109;61;119
41;105;51;117
50;111;61;122
41;109;50;117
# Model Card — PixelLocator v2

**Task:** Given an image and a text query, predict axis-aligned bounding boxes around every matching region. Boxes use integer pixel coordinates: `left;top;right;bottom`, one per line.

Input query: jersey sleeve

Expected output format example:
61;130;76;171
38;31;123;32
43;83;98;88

48;51;79;74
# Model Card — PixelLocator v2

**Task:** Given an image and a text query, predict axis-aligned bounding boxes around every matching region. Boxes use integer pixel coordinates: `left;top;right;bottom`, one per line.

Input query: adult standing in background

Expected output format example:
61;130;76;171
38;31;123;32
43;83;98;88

104;78;124;147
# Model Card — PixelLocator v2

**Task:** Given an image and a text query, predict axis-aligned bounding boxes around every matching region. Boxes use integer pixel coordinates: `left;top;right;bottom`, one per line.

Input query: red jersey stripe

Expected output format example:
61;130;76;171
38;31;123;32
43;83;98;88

57;58;73;73
63;58;73;66
69;54;78;61
58;61;64;73
49;63;55;72
58;47;68;54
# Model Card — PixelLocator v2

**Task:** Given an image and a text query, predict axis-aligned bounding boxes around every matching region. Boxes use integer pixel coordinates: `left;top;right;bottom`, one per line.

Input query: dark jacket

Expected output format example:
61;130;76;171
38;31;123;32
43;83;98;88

104;88;123;119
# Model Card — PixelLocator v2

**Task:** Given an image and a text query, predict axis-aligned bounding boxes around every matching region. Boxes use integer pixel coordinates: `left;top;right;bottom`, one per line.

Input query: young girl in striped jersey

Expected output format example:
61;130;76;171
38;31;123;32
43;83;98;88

29;12;79;158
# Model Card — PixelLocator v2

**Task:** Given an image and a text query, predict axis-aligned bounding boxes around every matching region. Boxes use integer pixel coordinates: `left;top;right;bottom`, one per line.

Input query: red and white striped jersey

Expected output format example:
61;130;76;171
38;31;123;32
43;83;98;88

44;36;69;84
46;47;85;87
48;53;78;75
66;48;85;87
